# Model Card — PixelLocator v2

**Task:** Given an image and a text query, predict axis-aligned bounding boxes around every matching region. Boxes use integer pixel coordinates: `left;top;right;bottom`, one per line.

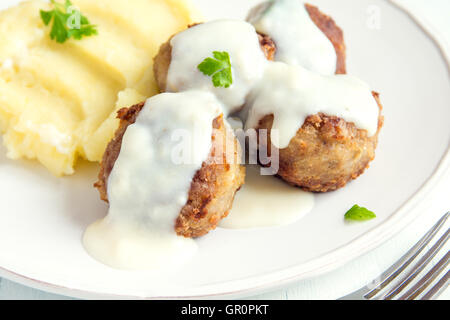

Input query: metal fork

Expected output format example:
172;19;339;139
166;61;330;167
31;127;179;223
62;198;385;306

341;212;449;300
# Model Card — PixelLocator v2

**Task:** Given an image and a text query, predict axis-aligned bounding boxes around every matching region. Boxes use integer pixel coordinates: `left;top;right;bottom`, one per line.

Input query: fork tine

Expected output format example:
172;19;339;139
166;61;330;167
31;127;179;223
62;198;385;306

382;229;449;300
364;212;449;299
421;269;449;300
399;251;450;300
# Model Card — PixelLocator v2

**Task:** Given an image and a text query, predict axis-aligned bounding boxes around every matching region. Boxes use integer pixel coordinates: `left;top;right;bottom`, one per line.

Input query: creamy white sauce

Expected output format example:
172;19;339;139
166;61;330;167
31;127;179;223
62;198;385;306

83;91;222;270
219;165;314;229
167;20;267;114
244;62;379;149
248;0;337;75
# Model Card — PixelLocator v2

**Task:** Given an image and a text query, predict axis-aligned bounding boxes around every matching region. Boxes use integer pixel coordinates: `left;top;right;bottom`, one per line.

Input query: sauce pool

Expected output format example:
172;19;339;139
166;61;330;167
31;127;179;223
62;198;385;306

220;165;314;229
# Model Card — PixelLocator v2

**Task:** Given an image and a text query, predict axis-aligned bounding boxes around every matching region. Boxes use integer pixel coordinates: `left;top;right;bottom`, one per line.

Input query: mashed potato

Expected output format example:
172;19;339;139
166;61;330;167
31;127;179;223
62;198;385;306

0;0;199;175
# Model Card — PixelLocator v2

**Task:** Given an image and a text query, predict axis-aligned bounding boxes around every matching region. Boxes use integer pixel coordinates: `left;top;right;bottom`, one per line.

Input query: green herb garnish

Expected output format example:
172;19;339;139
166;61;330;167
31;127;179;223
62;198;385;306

197;51;233;88
344;204;376;221
40;0;98;43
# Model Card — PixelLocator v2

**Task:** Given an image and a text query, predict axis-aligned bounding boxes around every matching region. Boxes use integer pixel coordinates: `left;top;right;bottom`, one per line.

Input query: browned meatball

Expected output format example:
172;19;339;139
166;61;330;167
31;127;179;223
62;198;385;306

153;27;277;92
255;92;384;192
94;104;245;238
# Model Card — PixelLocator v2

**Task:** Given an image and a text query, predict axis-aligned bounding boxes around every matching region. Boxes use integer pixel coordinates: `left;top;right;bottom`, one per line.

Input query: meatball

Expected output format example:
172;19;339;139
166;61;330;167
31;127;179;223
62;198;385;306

153;26;276;92
255;92;384;192
94;103;245;238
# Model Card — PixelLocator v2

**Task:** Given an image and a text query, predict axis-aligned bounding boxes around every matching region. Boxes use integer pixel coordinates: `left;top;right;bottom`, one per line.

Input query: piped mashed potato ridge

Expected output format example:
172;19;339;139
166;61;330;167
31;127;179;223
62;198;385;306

0;0;199;175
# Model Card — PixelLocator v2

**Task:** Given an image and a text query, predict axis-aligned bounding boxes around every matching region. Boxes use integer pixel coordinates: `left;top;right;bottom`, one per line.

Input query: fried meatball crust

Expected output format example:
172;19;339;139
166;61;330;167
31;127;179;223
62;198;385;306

94;105;245;237
94;102;145;202
175;116;245;237
255;92;384;192
304;3;346;74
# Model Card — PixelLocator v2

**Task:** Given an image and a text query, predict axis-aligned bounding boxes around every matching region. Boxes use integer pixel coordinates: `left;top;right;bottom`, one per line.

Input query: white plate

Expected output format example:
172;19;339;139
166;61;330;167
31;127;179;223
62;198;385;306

0;0;449;299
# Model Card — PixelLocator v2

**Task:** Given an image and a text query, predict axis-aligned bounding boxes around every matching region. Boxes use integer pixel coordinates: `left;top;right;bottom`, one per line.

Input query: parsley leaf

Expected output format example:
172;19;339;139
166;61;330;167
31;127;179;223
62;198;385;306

344;204;376;221
197;51;233;88
40;0;98;44
40;10;53;25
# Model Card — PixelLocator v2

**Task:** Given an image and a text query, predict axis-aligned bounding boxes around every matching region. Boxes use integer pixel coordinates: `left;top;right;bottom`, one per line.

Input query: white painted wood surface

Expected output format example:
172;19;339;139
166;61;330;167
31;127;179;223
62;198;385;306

0;0;449;300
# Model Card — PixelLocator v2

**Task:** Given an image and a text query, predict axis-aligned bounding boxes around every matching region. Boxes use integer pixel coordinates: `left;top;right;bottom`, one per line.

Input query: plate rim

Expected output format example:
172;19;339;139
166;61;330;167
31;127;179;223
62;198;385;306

0;0;449;299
